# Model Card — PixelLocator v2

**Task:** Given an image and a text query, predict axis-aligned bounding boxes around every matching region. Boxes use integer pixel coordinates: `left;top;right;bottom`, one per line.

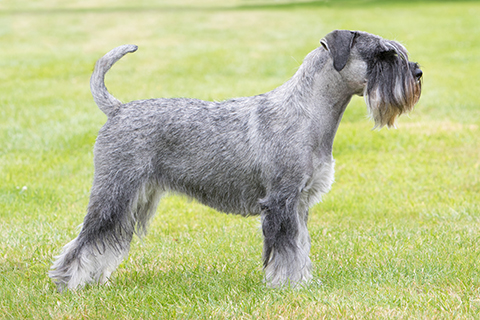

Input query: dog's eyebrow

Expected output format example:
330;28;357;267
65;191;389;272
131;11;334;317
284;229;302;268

384;41;409;62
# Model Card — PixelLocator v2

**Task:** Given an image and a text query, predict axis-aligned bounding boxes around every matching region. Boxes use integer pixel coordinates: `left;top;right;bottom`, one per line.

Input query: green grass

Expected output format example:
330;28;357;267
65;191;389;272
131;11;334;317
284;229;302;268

1;0;480;318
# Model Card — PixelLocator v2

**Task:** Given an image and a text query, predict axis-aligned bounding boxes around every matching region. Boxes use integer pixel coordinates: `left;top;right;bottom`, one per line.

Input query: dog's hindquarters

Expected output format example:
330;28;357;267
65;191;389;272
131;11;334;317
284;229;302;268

49;180;163;291
49;130;163;291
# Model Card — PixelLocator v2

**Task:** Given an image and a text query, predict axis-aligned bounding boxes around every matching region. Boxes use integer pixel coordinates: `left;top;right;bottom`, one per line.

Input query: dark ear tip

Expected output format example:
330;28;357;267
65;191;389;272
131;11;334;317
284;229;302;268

333;60;346;72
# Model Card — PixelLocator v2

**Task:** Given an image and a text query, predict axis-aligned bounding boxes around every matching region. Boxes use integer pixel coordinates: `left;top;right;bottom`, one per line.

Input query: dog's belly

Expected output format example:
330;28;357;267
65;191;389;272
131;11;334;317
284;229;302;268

159;158;267;216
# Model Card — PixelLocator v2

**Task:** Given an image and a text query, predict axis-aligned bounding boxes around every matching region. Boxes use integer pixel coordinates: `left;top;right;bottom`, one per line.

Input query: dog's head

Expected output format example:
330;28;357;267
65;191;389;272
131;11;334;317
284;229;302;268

321;30;422;128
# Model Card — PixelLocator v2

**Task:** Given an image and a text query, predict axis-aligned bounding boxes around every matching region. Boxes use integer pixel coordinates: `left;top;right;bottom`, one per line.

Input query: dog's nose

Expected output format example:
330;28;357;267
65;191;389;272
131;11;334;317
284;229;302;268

415;68;423;80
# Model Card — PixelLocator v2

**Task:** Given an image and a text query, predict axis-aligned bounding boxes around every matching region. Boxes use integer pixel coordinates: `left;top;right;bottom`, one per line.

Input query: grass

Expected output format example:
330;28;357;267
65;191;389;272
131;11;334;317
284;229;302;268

1;0;480;318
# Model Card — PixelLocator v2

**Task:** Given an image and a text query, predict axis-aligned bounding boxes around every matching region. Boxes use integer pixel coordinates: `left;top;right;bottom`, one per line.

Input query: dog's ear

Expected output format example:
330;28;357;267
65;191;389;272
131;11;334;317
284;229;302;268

321;30;357;72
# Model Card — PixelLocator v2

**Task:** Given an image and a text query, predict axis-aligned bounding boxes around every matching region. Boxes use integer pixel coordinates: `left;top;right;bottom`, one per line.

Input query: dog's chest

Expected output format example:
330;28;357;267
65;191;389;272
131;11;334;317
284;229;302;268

300;159;335;209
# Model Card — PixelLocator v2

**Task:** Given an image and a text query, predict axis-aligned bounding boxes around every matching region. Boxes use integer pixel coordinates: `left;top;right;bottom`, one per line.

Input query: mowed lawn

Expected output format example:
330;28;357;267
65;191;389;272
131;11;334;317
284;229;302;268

1;0;479;318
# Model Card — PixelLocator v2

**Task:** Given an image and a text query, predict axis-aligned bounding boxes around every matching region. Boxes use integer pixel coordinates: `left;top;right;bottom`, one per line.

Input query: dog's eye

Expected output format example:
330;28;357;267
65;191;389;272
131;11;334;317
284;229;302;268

377;49;397;60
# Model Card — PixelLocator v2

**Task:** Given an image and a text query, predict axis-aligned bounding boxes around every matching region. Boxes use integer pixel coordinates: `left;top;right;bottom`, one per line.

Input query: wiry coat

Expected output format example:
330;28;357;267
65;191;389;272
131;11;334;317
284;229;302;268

50;30;422;291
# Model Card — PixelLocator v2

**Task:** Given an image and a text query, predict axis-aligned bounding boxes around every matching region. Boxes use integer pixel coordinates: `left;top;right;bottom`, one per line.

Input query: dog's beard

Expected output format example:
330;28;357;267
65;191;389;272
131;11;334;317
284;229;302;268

365;54;422;128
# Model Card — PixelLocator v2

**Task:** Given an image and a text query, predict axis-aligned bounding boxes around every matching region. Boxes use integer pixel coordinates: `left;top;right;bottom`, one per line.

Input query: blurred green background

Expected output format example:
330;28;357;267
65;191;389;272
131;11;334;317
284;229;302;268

1;1;479;318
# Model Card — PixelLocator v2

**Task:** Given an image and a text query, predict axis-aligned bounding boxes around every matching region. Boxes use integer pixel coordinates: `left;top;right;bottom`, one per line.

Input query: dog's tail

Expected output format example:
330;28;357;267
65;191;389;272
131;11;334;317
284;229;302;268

90;44;138;117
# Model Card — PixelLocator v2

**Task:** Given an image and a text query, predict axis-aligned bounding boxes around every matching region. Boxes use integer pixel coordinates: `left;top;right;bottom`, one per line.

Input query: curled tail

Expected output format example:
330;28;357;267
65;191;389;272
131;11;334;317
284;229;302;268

90;44;138;117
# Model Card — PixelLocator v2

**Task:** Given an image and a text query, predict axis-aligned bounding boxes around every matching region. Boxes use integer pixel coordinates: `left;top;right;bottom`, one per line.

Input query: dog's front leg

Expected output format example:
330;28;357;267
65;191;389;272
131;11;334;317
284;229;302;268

260;194;312;288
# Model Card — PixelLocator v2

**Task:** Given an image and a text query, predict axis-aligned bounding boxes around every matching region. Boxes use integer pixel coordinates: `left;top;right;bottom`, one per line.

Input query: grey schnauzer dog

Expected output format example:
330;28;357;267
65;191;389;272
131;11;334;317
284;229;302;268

50;30;422;291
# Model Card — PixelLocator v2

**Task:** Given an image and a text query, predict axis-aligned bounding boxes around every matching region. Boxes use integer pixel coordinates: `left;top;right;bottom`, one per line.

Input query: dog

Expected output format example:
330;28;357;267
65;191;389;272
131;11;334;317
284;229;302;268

49;30;422;291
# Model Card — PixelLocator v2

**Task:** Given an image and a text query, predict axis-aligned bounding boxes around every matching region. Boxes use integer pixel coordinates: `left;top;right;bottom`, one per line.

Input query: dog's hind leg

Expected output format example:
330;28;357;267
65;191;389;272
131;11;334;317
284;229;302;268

49;169;162;292
260;193;312;288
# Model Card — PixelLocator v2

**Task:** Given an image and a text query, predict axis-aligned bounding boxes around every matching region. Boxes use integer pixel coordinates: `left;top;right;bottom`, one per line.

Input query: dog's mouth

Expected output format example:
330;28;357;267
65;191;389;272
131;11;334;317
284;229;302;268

362;56;423;128
357;80;368;96
364;75;422;128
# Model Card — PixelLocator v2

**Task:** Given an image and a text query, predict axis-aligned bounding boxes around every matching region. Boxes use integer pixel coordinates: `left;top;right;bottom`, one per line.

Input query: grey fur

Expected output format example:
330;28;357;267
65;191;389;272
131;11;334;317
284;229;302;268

49;30;422;291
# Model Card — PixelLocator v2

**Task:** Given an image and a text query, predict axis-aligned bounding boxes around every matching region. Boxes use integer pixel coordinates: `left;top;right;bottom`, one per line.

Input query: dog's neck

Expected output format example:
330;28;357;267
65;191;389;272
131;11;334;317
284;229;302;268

270;47;355;157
